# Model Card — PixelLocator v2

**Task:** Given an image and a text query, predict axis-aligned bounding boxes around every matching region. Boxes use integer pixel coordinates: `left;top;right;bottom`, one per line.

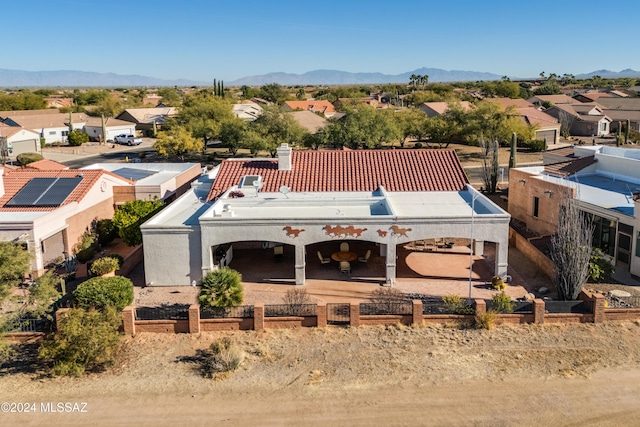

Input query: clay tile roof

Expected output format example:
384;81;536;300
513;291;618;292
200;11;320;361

284;100;336;113
24;159;69;171
207;149;469;201
0;169;105;212
544;156;597;177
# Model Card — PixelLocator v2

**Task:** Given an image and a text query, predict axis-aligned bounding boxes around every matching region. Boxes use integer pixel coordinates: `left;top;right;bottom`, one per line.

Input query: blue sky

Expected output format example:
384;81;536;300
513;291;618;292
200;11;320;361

3;0;639;82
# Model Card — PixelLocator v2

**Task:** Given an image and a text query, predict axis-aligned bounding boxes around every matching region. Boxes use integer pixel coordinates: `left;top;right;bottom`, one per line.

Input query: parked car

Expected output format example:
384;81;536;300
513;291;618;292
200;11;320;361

114;134;143;146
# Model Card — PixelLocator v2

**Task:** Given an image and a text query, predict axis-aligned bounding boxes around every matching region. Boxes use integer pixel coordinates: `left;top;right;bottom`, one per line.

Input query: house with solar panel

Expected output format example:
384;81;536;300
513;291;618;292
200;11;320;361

0;164;132;276
141;144;511;287
0;160;201;277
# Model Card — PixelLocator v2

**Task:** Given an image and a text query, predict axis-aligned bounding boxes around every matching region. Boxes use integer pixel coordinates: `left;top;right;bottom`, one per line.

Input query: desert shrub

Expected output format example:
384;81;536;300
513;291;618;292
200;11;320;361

96;219;117;246
74;230;97;264
73;276;133;311
199;267;243;308
89;257;120;276
282;287;311;305
475;311;497;330
491;291;514;314
40;137;46;148
588;248;615;283
442;294;474;315
414;142;423;149
200;338;244;379
16;152;44;165
491;275;505;291
75;248;95;264
526;139;546;152
23;270;61;319
38;307;121;377
67;129;89;146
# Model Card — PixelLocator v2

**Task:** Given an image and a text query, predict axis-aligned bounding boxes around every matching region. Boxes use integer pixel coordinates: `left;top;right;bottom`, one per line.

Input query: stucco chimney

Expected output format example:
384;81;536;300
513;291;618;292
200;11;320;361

0;168;4;199
277;143;292;171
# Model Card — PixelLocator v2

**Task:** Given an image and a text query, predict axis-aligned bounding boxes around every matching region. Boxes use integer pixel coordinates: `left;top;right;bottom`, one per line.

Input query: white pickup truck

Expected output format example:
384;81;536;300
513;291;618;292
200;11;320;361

114;134;143;146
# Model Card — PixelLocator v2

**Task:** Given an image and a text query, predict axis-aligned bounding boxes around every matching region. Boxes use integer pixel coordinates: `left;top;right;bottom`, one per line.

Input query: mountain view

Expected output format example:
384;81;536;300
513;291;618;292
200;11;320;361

1;67;639;87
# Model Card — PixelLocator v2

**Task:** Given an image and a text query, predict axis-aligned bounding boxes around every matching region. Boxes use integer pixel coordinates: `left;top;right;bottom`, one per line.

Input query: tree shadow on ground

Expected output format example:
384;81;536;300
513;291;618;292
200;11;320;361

0;342;49;378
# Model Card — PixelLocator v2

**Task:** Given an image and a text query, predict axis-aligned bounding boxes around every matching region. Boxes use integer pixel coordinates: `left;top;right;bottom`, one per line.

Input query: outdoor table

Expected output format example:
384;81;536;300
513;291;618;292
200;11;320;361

331;251;357;262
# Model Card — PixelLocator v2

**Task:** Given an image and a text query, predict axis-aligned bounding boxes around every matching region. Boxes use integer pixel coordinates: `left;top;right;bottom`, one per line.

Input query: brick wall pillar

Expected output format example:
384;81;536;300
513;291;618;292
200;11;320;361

122;305;136;335
412;300;423;325
533;299;545;324
316;303;327;327
254;303;264;331
592;293;605;323
474;299;486;316
55;308;70;331
349;302;360;327
189;304;200;334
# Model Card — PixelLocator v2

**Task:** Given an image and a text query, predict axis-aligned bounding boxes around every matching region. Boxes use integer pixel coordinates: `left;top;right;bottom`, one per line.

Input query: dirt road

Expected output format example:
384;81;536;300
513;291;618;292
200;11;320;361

2;323;640;426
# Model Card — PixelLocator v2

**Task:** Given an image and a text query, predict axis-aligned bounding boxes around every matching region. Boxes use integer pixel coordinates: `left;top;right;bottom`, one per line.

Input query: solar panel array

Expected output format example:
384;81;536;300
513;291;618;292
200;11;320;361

112;167;158;181
6;177;82;207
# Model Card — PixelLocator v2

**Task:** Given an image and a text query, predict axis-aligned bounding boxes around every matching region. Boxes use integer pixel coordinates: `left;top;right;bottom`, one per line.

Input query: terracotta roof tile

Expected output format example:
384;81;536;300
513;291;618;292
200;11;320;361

24;159;69;171
544;156;597;177
0;169;105;211
207;149;469;201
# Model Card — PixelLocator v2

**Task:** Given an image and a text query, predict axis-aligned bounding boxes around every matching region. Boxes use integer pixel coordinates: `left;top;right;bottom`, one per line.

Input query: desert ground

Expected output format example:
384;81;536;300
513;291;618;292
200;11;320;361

3;322;640;426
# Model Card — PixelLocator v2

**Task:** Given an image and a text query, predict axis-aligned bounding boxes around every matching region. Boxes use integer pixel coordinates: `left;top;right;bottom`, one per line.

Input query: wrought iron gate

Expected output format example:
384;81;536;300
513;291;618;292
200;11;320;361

326;303;350;325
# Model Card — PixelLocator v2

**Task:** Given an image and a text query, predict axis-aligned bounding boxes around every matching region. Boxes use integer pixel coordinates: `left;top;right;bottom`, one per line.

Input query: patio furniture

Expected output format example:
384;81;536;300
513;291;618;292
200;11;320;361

317;251;331;266
358;249;371;265
340;242;349;252
331;251;357;262
339;261;351;276
273;245;284;261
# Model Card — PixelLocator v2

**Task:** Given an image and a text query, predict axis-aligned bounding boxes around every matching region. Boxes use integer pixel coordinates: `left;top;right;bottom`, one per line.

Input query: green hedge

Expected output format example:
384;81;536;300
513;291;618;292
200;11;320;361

73;276;134;311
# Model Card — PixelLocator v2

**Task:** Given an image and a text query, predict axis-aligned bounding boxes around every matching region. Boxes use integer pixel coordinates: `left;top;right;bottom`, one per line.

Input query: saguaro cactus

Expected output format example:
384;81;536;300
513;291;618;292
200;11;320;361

509;132;517;168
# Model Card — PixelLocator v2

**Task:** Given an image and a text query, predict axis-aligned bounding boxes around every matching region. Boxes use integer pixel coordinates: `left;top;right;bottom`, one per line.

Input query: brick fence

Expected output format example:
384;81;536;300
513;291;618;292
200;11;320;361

118;291;637;335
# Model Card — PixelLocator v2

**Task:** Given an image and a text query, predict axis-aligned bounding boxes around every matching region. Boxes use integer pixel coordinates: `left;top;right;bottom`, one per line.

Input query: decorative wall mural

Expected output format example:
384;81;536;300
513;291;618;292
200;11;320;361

376;229;388;237
283;226;305;238
389;225;412;237
322;225;367;238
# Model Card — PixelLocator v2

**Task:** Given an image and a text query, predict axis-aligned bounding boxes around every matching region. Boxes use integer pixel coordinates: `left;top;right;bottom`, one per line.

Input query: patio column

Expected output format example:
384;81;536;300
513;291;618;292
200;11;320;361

494;241;508;278
384;243;396;285
474;240;484;256
294;244;306;285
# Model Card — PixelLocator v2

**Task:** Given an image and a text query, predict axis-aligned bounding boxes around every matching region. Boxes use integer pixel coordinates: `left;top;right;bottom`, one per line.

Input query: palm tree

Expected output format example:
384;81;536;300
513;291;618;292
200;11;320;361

199;267;244;308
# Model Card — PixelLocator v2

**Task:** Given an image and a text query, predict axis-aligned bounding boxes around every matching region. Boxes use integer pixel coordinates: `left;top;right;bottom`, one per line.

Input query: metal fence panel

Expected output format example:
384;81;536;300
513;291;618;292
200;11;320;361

264;304;317;317
360;301;413;316
609;296;640;308
2;318;51;333
485;300;533;314
545;300;591;314
135;304;190;320
327;303;350;325
421;297;474;315
200;305;254;319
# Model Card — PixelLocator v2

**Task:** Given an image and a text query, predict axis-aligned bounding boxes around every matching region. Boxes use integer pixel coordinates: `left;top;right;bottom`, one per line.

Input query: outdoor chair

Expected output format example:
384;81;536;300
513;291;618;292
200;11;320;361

317;251;331;266
358;249;371;265
339;261;351;276
340;242;349;252
274;245;284;262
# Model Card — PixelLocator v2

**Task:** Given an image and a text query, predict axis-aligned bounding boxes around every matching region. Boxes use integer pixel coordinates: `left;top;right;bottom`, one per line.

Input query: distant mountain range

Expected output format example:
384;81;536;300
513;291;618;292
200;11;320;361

1;67;639;88
228;68;504;86
0;69;207;88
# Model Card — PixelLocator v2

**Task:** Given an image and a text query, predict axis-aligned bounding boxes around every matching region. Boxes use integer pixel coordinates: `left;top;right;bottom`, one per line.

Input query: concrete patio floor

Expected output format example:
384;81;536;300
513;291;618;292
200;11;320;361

231;242;530;304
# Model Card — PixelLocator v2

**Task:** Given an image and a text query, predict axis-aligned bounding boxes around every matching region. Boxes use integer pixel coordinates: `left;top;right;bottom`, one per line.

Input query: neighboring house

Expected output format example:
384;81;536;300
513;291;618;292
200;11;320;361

608;90;630;98
43;97;74;109
232;101;263;122
1;112;89;144
544;103;611;136
81;162;202;204
283;100;336;117
527;94;575;106
418;101;472;117
573;92;613;103
83;117;137;141
515;107;561;145
116;107;178;135
508;145;640;277
0;123;41;160
594;98;640;133
141;145;510;286
142;95;163;106
487;98;535;109
0;166;132;276
288;110;328;133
